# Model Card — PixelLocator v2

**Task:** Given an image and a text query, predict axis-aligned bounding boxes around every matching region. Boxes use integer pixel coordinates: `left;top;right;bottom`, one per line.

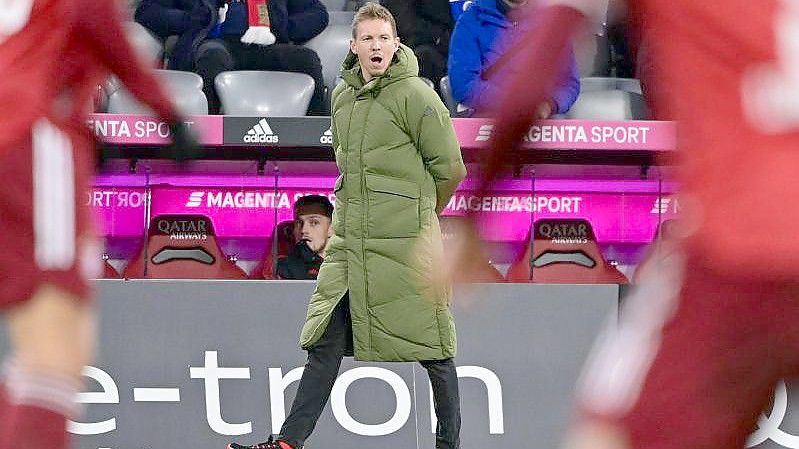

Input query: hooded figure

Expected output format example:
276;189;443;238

299;40;466;362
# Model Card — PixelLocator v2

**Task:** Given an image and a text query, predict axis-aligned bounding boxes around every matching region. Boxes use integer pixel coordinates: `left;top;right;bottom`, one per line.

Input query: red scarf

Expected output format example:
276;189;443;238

246;0;270;27
241;0;275;45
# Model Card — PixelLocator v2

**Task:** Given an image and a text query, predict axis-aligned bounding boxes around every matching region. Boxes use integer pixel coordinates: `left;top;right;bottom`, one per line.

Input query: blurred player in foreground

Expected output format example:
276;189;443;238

476;2;799;449
0;0;197;446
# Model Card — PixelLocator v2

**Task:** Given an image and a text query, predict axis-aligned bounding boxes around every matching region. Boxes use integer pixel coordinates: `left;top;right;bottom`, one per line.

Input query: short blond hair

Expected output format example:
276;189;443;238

351;2;398;39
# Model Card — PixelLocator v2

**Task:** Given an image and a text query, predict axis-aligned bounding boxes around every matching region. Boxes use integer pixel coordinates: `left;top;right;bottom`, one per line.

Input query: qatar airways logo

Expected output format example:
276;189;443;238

69;351;504;438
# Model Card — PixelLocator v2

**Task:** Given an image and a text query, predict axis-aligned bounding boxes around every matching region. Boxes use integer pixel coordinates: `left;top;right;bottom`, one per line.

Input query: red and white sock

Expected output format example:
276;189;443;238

0;360;83;449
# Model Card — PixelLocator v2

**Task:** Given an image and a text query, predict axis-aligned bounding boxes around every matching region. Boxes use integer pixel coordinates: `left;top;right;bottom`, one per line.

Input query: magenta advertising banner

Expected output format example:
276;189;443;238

87;114;224;145
453;118;677;150
86;113;676;151
97;176;677;244
148;183;337;237
88;186;147;237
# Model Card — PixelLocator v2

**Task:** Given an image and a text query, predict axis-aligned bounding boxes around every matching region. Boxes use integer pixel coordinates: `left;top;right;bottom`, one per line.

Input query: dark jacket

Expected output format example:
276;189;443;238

276;241;323;280
134;0;329;71
382;0;452;55
447;0;580;113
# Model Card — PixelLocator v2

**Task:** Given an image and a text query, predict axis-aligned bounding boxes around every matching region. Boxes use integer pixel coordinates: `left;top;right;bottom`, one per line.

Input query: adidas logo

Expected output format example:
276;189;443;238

475;124;494;142
244;118;279;143
320;128;333;144
186;191;205;207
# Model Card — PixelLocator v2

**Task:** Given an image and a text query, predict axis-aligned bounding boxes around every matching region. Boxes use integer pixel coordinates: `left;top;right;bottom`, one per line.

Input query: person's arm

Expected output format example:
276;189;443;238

549;46;581;114
479;5;590;195
408;88;467;214
286;0;329;44
80;0;178;123
447;9;502;108
134;0;188;38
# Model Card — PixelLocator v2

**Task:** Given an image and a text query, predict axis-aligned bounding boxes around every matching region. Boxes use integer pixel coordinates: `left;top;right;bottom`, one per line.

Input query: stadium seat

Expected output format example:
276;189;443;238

250;220;298;279
123;214;248;279
107;69;208;115
573;26;611;77
566;89;649;120
439;76;459;115
616;77;643;94
304;25;352;94
439;216;505;283
103;259;120;279
506;219;629;284
215;71;315;116
125;21;164;66
579;77;618;92
329;10;356;25
320;0;346;10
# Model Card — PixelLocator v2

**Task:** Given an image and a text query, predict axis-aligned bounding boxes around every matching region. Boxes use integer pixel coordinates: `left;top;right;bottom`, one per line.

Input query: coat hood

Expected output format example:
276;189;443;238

340;43;419;92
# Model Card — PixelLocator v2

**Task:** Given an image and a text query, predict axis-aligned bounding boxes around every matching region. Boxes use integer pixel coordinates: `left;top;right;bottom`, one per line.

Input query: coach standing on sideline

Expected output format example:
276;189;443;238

226;3;467;449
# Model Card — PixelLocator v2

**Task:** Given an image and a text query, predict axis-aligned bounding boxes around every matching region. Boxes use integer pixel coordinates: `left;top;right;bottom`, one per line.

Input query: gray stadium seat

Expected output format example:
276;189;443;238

321;0;346;11
125;21;164;66
304;25;352;93
565;90;649;120
107;69;208;115
328;10;355;25
580;77;643;95
579;77;618;92
574;26;611;77
215;71;315;116
616;78;643;95
439;76;459;115
420;77;435;90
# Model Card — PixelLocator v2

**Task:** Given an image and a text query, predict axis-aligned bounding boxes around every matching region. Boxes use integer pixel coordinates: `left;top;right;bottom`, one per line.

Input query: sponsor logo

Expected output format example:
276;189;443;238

243;118;279;144
651;197;680;214
748;380;799;449
186;192;204;207
475;124;494;142
538;222;589;244
70;351;505;437
320;128;333;145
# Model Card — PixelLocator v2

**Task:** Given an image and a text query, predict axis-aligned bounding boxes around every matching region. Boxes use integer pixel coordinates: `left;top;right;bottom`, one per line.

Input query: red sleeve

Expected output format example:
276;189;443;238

478;5;588;195
77;0;178;123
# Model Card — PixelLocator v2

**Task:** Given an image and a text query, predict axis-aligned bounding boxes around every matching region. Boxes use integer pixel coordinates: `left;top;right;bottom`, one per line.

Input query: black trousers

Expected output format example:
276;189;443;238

278;294;461;449
194;37;328;115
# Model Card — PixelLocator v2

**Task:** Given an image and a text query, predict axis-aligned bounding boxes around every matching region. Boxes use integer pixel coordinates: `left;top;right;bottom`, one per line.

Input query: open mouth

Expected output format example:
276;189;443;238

370;55;383;64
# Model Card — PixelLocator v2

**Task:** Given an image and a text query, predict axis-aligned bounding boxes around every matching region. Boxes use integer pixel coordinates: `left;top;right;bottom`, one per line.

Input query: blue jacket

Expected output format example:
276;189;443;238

447;0;579;113
135;0;329;71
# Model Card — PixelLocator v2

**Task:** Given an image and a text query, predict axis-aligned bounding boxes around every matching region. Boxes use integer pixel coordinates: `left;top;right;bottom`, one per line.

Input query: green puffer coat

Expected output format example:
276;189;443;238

299;44;467;362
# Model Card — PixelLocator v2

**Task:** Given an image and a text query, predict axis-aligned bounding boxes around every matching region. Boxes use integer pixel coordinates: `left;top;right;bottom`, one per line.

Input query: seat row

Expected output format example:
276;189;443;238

102;214;648;284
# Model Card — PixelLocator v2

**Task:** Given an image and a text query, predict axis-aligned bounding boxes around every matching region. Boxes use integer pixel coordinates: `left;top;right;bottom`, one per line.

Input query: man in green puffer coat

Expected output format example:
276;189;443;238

226;4;467;449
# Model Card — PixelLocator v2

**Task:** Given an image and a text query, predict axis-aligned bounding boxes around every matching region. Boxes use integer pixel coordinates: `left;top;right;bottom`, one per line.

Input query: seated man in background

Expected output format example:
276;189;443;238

135;0;329;115
277;195;334;280
447;0;579;117
382;0;453;94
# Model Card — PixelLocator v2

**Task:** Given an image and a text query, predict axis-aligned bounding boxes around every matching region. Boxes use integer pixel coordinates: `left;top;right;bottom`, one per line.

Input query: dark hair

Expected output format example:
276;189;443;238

294;195;334;219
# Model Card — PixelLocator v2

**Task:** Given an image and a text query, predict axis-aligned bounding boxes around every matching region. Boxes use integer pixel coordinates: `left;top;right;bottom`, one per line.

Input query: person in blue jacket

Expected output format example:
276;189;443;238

447;0;579;117
135;0;329;115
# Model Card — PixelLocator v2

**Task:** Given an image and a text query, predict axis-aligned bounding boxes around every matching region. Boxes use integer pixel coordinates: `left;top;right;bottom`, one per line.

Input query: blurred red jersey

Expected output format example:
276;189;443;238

638;0;799;278
0;0;175;147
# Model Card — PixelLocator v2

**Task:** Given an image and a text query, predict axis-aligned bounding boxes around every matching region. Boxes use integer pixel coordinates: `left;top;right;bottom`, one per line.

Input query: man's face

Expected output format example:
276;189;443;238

350;18;400;82
296;213;333;254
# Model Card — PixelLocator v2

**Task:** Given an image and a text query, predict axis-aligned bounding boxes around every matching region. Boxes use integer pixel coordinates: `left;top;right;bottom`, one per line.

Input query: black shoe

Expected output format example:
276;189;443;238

227;435;293;449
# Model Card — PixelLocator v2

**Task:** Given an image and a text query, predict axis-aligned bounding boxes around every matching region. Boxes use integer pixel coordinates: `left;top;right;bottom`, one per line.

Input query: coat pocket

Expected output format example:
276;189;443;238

365;173;420;239
331;175;345;235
